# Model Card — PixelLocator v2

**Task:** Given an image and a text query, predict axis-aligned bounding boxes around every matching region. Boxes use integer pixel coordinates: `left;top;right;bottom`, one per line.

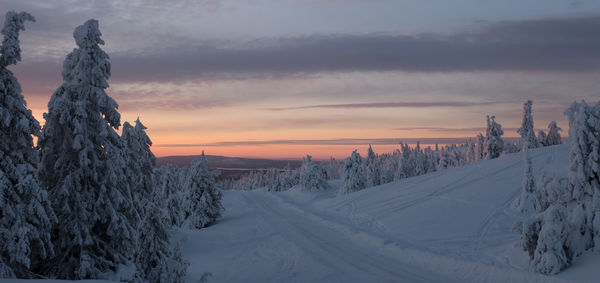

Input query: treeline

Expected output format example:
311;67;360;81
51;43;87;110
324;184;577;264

228;99;562;195
0;13;223;281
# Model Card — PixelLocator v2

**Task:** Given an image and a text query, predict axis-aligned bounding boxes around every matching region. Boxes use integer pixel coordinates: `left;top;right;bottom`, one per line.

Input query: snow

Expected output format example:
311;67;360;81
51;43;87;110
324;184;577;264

5;145;599;282
173;144;598;282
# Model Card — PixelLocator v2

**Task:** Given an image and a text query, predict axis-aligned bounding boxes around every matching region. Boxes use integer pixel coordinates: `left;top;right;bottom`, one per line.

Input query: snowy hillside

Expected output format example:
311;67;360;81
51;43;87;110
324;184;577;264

177;144;599;283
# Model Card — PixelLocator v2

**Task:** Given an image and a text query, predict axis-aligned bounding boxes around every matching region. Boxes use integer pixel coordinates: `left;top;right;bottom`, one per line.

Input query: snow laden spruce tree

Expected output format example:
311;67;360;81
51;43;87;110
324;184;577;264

545;121;562;146
564;101;600;254
121;118;188;281
484;115;504;160
339;150;366;195
157;164;187;227
365;145;381;188
299;155;328;192
186;151;223;229
121;118;155;215
517;100;539;150
515;146;538;215
136;186;187;282
0;11;56;278
38;20;138;279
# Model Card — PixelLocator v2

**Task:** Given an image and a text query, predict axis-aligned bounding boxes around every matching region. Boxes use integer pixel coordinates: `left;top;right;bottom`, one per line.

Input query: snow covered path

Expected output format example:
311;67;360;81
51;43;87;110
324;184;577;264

243;191;448;282
177;189;451;282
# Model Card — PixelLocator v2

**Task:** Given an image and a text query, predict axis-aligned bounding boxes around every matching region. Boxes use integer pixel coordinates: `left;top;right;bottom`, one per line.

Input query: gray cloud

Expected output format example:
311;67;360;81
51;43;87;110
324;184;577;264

107;14;600;83
7;13;600;87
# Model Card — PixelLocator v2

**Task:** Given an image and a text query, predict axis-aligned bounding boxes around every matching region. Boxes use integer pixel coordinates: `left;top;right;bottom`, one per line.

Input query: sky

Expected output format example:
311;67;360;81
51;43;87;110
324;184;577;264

1;0;600;159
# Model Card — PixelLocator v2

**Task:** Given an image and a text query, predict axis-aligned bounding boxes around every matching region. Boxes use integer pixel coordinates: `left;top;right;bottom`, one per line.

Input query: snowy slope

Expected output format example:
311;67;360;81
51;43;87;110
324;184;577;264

178;144;598;282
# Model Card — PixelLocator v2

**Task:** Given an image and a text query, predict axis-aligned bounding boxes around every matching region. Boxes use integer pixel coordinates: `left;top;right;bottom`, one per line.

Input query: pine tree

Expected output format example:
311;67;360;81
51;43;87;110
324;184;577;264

533;205;569;274
325;157;341;180
379;153;397;184
186;152;223;229
466;139;477;163
38;19;138;279
365;145;381;188
0;11;56;278
545;121;562;146
438;149;452;170
299;155;328;192
158;165;187;227
136;190;187;282
517;100;539;150
338;150;366;195
484;115;504;160
277;163;296;190
516;147;538;214
121;118;156;216
476;133;485;160
266;168;282;192
564;101;600;254
537;130;547;147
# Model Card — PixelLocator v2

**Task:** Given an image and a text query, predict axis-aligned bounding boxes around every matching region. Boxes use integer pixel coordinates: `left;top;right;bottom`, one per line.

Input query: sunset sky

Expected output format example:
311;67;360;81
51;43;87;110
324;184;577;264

2;0;600;159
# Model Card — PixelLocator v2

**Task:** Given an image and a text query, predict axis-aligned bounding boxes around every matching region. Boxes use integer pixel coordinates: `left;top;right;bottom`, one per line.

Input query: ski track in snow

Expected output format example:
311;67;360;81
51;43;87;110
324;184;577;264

242;192;447;283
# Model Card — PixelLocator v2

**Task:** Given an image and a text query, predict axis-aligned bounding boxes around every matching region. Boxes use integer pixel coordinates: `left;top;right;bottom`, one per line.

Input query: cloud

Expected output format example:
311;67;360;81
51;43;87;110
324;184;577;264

7;13;600;86
392;126;522;132
154;137;521;147
106;14;600;83
265;101;503;111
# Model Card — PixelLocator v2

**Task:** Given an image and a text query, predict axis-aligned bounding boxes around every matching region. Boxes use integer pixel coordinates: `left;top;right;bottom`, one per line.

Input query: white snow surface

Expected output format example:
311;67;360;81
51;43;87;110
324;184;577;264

176;144;598;283
3;144;599;282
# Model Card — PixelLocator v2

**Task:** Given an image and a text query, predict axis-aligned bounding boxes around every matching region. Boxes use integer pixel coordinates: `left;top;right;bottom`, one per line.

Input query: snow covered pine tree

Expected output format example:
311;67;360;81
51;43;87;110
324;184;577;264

0;11;56;278
515;146;538;214
136;186;188;282
122;118;156;215
545;121;563;146
299;155;328;192
186;151;224;229
38;19;138;280
484;115;504;160
365;145;381;188
158;164;187;227
564;101;600;254
339;150;366;195
517;100;540;150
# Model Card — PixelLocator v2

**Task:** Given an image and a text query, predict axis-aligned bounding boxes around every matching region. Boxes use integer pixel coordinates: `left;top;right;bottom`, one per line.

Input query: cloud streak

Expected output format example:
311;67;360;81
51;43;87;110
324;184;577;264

265;101;502;111
154;137;521;147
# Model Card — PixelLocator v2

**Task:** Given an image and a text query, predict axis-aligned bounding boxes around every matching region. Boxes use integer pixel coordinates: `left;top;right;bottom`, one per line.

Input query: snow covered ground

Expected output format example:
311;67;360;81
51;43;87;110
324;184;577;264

3;144;598;282
178;144;599;283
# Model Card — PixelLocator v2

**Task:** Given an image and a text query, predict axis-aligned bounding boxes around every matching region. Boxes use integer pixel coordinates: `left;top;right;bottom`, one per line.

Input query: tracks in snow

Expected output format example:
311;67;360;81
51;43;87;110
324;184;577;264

241;191;449;283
